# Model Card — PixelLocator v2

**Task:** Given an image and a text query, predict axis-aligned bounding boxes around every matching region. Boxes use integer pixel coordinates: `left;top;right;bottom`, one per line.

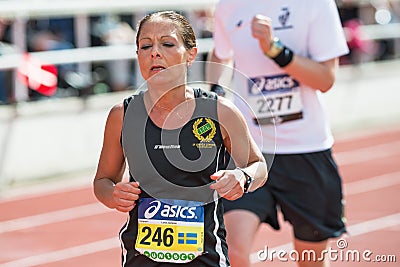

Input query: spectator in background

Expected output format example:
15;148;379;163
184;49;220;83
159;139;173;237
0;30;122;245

0;69;7;104
28;30;75;99
0;19;12;104
48;18;75;45
27;18;77;99
92;15;136;92
343;18;378;64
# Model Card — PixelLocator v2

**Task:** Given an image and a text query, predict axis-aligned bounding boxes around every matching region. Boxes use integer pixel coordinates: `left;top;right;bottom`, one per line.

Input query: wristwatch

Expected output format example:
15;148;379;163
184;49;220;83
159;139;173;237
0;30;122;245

265;37;284;58
236;167;254;193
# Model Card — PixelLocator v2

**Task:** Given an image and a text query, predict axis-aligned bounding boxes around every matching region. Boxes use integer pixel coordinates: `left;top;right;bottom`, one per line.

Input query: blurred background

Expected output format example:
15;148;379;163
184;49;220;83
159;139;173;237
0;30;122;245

0;1;399;267
0;0;399;187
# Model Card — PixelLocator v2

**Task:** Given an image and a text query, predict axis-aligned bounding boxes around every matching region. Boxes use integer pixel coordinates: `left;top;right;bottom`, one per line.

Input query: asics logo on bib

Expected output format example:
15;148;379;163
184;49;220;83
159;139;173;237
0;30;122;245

249;74;300;95
144;200;197;219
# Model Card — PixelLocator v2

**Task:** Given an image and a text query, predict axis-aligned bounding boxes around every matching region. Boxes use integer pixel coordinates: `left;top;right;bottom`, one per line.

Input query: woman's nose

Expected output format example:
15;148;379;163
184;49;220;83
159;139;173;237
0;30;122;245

151;46;161;58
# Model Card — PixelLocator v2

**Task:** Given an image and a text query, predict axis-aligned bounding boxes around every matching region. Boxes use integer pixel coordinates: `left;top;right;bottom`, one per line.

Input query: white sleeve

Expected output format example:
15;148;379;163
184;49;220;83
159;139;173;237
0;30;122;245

308;0;349;61
212;4;234;60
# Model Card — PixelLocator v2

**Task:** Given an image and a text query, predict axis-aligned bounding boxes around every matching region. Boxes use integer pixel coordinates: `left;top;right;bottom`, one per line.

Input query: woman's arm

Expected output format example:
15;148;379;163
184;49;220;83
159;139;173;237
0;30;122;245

210;97;268;200
93;103;141;212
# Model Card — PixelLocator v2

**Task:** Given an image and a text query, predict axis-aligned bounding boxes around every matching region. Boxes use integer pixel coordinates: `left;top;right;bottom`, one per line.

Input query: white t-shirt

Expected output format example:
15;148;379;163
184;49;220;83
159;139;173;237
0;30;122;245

213;0;349;154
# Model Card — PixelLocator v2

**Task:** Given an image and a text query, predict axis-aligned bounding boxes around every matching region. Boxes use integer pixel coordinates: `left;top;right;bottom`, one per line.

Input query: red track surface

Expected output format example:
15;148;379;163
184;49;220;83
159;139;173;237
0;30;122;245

1;125;399;267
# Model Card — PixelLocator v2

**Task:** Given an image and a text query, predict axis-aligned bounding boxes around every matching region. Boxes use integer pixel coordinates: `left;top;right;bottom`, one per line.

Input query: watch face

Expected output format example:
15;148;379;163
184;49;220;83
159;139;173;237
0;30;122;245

273;37;284;50
243;174;253;193
236;167;253;193
266;37;284;58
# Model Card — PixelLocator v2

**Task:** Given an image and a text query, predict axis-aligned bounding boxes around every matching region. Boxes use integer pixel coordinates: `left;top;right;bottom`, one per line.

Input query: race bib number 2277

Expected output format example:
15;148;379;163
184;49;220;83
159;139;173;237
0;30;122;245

248;74;303;124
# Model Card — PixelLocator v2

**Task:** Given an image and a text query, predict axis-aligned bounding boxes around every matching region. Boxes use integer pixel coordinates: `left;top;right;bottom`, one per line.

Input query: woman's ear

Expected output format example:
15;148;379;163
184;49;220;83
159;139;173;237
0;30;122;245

187;47;198;66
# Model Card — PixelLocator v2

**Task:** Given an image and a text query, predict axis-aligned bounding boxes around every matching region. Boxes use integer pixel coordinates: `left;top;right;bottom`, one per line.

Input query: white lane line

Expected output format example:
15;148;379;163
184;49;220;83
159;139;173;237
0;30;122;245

247;173;400;264
1;138;397;202
2;129;397;202
344;171;400;195
0;172;93;202
0;237;120;267
1;171;399;234
249;213;400;264
0;203;110;234
0;137;398;265
346;213;400;237
334;126;400;143
334;140;400;166
2;213;398;267
1;173;399;266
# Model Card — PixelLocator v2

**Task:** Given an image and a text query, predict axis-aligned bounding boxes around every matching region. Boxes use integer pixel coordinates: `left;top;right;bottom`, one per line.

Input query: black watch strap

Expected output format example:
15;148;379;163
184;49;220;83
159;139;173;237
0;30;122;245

236;167;254;193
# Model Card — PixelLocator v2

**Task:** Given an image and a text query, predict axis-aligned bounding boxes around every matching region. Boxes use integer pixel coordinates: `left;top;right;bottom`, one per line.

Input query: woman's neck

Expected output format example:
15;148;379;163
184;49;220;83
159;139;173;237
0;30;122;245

146;85;190;109
143;86;195;129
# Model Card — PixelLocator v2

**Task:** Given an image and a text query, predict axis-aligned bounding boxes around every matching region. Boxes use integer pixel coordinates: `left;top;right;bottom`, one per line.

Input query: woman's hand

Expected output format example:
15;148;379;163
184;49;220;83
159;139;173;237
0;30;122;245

209;169;245;200
112;181;141;212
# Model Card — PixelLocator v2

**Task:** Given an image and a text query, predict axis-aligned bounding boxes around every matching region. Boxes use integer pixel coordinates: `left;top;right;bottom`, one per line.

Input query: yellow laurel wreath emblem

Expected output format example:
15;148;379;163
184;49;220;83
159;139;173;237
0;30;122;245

192;118;216;141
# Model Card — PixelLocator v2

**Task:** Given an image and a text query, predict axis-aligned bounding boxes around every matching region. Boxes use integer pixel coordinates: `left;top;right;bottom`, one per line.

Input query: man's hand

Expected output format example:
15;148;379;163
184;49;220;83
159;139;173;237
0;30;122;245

251;14;274;55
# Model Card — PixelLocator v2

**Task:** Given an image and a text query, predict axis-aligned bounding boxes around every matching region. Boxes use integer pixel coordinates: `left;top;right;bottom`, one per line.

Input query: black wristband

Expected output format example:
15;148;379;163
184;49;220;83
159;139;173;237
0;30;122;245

236;167;254;193
272;46;294;67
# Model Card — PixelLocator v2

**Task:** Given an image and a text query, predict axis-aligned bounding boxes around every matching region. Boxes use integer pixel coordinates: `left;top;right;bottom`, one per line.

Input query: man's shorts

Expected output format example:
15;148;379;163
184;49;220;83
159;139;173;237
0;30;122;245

223;149;346;242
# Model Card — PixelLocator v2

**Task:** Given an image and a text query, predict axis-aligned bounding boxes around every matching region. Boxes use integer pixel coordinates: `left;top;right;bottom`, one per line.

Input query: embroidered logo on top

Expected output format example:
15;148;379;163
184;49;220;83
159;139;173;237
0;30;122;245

274;7;293;30
192;118;216;141
192;118;217;149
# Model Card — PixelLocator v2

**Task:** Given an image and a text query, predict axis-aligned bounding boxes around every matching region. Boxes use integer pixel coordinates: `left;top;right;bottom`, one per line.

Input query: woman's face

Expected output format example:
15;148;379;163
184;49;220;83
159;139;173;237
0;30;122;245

137;19;196;85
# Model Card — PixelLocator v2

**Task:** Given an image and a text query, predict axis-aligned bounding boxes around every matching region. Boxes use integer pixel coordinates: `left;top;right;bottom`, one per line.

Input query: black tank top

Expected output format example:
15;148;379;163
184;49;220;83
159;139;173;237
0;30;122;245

120;88;230;267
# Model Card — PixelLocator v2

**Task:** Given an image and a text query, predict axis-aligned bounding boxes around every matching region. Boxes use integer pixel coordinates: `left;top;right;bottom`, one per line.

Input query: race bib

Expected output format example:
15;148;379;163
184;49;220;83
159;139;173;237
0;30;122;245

135;198;204;263
247;74;303;124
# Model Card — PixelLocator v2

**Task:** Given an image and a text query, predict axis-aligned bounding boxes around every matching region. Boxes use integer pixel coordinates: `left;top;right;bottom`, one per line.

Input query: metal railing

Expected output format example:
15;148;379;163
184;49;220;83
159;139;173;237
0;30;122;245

0;0;219;101
0;0;219;19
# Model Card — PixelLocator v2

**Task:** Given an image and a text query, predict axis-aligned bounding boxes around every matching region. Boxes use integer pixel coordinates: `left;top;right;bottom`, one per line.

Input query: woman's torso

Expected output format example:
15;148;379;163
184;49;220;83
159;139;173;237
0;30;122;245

120;88;230;267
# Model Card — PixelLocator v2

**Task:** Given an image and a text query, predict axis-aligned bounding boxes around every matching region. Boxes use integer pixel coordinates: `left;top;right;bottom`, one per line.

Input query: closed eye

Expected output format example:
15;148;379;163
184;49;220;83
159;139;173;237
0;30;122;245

163;43;174;47
140;44;152;50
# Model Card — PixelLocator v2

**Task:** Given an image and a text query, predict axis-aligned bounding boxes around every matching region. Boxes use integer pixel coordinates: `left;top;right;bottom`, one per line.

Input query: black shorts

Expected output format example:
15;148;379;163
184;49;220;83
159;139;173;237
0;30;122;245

223;149;346;242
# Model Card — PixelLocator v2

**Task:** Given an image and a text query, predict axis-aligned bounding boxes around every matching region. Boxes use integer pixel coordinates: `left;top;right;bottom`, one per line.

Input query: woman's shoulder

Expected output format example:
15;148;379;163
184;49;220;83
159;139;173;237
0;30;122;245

106;102;124;126
110;102;124;114
216;95;243;125
217;95;236;112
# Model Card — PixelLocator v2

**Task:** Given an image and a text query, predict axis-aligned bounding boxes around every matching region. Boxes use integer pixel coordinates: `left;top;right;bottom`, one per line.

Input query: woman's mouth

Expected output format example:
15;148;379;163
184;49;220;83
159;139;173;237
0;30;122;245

151;65;166;71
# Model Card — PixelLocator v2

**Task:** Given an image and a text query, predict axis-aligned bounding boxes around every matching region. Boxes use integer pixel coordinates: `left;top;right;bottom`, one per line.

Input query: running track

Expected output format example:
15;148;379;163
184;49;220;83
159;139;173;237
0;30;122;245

0;125;399;267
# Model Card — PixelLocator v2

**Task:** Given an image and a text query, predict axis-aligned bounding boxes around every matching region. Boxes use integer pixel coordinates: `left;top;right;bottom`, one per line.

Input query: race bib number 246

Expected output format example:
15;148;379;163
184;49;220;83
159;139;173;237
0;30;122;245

135;198;204;263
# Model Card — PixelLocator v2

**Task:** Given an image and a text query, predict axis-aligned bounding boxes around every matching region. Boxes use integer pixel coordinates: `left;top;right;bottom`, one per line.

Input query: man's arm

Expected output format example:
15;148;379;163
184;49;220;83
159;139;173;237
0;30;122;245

251;14;339;93
205;49;233;86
